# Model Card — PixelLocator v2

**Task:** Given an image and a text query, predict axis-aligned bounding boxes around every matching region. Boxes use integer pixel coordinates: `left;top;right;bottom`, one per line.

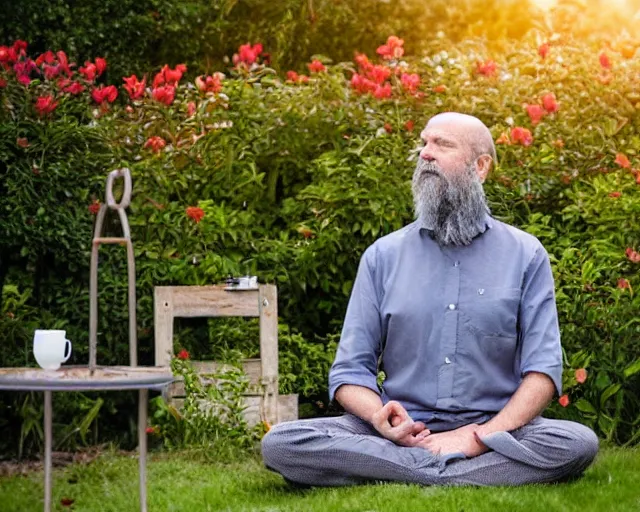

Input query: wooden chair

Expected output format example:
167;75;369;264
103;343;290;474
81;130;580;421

154;284;297;425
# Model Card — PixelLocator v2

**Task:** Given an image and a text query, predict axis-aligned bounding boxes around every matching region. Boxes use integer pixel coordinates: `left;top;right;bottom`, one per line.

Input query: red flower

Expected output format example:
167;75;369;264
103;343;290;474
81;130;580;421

626;248;640;263
0;77;6;88
91;85;118;104
599;51;612;70
35;50;56;66
187;101;196;117
177;349;190;360
62;81;85;95
286;70;299;82
384;123;393;133
144;136;166;153
350;73;377;95
95;57;107;77
55;51;73;77
615;153;630;168
433;84;447;93
525;104;545;125
400;72;420;93
510;127;533;146
376;36;404;60
539;42;550;59
88;201;101;215
575;368;588;384
609;191;621;198
542;92;559;113
123;74;146;100
145;426;158;435
404;120;415;131
476;59;497;77
307;59;326;73
233;43;263;66
152;64;187;88
195;73;223;94
558;394;570;407
79;61;97;81
186;206;205;223
16;137;29;148
14;59;37;86
354;53;370;69
373;83;392;99
369;65;391;85
495;132;510;145
35;95;58;116
618;278;630;289
152;85;175;106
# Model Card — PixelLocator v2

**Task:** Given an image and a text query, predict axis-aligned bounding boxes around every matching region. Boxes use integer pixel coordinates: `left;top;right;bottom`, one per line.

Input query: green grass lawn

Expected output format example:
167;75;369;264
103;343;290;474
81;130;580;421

0;447;639;512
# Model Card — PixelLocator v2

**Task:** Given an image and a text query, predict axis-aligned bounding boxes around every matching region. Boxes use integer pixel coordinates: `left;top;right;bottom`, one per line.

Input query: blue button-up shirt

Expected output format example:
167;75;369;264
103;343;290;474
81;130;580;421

329;217;563;431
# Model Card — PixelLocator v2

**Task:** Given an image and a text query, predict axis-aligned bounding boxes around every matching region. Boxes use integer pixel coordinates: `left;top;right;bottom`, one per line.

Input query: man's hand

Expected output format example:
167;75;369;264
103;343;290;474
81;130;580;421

370;401;430;447
417;423;488;458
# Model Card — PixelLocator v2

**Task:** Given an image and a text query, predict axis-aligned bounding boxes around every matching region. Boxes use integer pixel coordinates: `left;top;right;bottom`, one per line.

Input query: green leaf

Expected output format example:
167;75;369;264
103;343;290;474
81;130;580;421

623;359;640;378
574;398;597;414
600;384;622;408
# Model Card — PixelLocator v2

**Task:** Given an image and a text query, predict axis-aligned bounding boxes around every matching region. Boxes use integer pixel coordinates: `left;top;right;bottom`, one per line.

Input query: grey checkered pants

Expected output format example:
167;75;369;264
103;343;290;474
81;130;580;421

261;414;599;486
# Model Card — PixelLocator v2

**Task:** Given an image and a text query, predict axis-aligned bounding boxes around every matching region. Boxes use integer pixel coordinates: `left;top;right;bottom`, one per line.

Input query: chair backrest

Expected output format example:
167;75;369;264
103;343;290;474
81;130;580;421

153;284;278;423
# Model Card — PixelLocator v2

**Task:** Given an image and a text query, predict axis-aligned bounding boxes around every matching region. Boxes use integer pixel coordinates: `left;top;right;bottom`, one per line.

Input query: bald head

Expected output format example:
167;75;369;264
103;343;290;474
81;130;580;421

426;112;496;162
422;113;497;179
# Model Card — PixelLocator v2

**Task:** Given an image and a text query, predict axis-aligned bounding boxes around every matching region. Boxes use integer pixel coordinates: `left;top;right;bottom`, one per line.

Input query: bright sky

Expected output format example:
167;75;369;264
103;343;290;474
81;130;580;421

530;0;631;9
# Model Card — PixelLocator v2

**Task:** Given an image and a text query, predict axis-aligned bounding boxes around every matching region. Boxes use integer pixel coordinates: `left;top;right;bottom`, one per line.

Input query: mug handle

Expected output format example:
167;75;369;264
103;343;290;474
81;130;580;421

63;339;72;363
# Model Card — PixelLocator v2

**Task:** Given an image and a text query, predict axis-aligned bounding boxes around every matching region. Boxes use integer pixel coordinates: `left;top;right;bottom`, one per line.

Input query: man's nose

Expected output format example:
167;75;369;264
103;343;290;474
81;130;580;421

420;148;435;161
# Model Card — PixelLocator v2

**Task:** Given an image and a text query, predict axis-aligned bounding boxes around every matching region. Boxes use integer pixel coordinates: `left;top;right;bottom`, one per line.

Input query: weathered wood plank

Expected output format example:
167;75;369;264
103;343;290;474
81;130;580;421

154;287;175;367
259;284;278;424
157;286;260;318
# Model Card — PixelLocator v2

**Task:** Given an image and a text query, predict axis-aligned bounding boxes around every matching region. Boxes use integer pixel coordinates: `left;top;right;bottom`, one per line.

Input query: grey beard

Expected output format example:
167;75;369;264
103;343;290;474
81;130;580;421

412;159;490;246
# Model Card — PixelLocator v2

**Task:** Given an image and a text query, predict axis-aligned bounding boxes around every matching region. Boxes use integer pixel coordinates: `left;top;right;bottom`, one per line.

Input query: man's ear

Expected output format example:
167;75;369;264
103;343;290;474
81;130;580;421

475;154;493;183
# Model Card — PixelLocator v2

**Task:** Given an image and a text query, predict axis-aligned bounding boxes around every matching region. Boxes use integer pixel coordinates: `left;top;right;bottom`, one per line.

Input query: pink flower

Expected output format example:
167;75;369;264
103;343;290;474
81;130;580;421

144;136;166;153
400;72;420;93
626;248;640;263
79;61;97;81
307;60;326;73
233;43;263;66
510;127;533;146
617;278;630;289
195;73;223;94
476;59;497;77
153;64;187;88
373;83;392;99
95;57;107;77
526;104;545;125
575;368;588;384
376;36;404;60
152;85;175;106
558;395;570;407
539;43;550;59
542;92;559;113
187;101;196;117
599;51;612;70
609;191;621;198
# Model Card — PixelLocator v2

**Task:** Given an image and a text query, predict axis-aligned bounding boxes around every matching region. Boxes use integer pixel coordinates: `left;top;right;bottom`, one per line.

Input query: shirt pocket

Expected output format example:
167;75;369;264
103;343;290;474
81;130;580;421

460;286;521;339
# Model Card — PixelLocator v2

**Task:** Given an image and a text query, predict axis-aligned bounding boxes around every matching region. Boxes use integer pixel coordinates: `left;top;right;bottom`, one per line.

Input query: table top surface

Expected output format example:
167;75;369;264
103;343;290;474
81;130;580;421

0;366;174;391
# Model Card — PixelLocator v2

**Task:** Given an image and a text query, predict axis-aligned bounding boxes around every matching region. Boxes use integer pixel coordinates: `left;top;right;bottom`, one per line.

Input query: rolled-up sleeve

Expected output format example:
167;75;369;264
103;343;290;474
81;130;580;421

518;245;563;396
328;245;383;402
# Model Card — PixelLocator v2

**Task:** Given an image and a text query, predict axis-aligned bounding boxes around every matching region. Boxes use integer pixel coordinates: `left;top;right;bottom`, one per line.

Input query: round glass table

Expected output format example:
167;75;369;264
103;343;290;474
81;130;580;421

0;366;174;512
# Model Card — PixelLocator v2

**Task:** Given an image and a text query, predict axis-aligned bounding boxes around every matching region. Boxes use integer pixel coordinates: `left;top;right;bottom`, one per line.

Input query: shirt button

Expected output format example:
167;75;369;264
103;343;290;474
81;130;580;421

448;304;456;310
445;357;451;364
453;261;460;267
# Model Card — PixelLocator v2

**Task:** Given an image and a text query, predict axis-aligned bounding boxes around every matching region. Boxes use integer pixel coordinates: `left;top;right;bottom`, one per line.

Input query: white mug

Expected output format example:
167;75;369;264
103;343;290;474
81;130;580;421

33;330;72;370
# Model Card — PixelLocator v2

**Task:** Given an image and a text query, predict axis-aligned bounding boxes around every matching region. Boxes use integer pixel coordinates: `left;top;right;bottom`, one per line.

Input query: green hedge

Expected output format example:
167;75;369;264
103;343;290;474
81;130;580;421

1;24;640;455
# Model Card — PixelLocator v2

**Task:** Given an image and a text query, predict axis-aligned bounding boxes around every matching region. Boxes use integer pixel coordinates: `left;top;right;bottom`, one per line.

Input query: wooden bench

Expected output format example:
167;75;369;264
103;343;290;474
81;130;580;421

154;284;297;426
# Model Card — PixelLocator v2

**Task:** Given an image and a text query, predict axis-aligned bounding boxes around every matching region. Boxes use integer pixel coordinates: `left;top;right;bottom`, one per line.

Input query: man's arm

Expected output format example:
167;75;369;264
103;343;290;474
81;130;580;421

475;371;554;438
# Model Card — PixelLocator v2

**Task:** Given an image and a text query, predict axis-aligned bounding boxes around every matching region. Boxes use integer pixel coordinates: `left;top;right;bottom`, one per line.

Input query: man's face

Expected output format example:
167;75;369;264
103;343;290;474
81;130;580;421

417;124;472;178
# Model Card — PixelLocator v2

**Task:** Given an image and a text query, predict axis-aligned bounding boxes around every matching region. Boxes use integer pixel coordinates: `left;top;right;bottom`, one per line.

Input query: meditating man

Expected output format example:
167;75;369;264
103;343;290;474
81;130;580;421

261;112;599;486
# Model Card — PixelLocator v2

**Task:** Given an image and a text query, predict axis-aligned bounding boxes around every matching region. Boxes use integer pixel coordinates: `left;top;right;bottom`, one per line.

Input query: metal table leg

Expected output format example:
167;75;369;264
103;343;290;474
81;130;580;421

44;390;52;512
138;389;148;512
